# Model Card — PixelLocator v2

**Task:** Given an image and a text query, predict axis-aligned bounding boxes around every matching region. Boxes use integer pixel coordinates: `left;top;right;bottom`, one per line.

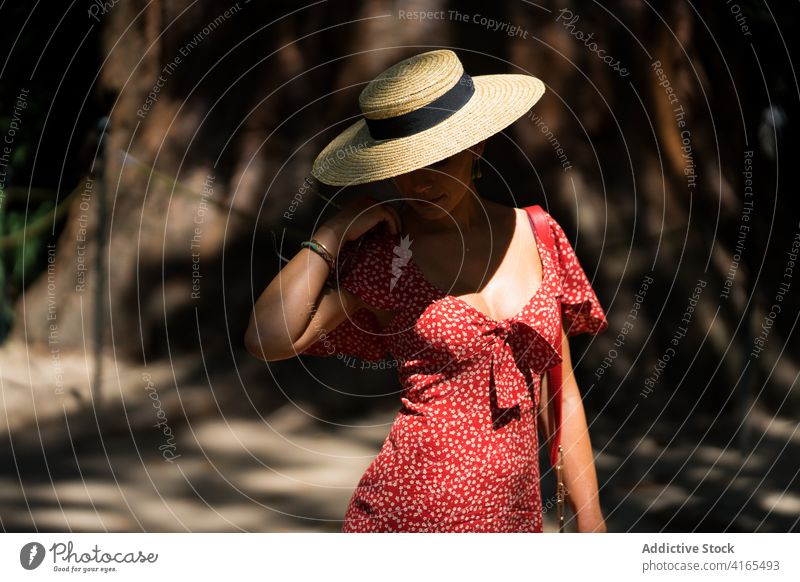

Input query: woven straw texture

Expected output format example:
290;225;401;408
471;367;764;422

311;50;545;186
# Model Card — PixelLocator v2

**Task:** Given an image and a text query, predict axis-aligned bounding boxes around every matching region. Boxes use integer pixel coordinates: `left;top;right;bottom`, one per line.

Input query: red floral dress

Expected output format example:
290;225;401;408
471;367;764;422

302;208;608;532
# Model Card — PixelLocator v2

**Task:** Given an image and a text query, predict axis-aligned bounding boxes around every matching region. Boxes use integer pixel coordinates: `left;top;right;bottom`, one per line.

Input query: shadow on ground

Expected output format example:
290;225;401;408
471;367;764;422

1;350;797;532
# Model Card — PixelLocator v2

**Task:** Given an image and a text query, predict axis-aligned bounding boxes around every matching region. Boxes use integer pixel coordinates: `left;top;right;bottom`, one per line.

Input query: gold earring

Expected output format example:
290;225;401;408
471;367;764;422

471;157;482;180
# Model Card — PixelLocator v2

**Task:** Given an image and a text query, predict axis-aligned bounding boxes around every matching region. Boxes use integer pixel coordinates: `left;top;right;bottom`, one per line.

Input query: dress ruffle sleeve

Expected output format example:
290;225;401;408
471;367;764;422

299;225;392;361
546;212;609;337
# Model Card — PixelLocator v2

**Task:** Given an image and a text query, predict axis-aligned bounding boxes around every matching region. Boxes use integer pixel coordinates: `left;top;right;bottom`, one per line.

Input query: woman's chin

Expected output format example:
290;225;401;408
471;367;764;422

410;197;450;217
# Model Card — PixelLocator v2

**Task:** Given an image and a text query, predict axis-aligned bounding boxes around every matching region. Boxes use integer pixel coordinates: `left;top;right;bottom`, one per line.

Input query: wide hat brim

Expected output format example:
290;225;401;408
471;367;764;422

311;74;545;187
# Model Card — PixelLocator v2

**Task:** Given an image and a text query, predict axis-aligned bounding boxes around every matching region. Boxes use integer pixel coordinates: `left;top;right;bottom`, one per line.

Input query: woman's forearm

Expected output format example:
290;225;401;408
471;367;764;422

540;324;606;532
561;389;606;531
244;222;345;358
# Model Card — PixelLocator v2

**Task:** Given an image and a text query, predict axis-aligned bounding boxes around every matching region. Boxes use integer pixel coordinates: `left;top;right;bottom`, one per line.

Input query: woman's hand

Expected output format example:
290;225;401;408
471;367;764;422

322;195;402;248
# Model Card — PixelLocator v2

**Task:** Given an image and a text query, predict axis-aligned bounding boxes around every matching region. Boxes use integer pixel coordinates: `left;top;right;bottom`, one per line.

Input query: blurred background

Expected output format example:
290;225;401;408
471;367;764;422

0;0;798;532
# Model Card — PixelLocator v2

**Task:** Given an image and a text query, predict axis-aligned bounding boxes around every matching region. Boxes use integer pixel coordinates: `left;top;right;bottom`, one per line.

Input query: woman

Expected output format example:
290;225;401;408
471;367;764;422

245;50;609;532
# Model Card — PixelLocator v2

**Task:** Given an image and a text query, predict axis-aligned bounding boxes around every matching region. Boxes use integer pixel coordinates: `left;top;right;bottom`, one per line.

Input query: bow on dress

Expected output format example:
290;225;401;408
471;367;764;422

480;319;563;410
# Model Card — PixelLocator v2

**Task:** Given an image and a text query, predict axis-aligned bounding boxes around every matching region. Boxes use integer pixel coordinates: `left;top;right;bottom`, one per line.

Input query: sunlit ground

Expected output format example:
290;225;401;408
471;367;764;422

1;341;797;533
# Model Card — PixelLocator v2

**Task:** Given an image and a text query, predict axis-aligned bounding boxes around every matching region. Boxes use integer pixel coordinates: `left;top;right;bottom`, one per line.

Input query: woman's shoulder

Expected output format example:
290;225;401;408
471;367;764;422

333;221;399;310
521;205;574;255
519;203;559;228
527;207;608;336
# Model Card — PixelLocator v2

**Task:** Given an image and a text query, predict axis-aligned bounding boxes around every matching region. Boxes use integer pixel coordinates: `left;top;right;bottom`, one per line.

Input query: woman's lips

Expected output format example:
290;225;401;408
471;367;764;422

418;193;446;204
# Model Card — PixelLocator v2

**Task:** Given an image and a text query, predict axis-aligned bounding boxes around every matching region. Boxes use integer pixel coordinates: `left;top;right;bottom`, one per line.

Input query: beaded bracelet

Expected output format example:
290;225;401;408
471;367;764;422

300;238;335;272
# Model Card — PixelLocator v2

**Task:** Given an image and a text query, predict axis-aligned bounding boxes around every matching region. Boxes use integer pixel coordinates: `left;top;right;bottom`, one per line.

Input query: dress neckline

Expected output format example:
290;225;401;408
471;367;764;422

395;208;553;325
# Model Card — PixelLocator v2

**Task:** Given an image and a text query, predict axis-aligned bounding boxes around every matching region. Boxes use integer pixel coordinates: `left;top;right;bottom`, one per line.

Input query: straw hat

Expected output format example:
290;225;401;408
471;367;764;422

311;49;546;186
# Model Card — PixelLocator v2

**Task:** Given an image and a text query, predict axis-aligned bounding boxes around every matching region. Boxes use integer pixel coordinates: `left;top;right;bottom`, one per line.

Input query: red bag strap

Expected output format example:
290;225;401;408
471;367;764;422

523;205;563;468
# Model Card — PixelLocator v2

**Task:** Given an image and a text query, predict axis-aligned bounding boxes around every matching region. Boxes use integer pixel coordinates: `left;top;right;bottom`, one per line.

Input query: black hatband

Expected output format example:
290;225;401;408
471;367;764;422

364;73;475;140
